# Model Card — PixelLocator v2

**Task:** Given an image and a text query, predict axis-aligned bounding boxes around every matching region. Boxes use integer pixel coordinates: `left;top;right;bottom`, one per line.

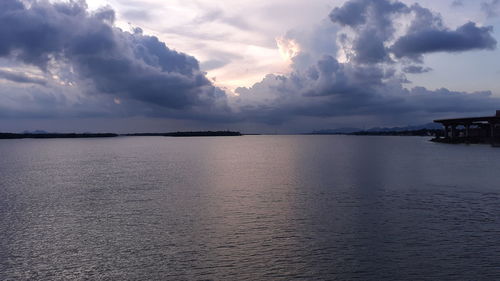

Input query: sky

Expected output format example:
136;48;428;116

1;0;500;133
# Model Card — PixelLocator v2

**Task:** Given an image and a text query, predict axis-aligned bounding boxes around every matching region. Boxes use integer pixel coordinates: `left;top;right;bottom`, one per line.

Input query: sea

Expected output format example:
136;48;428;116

0;135;499;280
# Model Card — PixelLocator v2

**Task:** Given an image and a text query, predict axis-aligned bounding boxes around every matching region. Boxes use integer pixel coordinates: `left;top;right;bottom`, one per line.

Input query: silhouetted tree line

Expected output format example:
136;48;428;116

0;133;118;139
125;131;242;137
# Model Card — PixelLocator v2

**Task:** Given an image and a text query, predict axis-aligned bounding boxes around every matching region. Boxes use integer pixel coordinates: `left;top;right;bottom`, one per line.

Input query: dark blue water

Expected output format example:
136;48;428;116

0;136;499;280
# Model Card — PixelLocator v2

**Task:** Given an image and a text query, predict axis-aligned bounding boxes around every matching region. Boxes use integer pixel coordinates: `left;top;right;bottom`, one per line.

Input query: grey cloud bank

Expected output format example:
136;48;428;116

0;0;499;132
392;22;497;59
234;0;500;128
329;0;497;62
0;0;230;120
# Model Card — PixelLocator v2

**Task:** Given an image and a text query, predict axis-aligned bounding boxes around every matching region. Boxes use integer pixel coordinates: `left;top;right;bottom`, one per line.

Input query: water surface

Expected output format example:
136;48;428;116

0;136;499;280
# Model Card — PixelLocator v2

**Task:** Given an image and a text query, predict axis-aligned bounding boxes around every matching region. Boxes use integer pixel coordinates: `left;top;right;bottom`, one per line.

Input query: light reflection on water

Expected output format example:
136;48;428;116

0;136;499;280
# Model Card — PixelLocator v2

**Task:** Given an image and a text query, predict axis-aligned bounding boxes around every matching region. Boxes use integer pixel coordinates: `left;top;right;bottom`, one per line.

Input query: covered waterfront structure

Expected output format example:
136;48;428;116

433;111;500;144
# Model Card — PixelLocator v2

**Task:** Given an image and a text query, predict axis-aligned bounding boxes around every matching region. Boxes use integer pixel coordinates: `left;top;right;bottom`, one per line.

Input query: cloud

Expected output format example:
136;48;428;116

0;0;229;119
1;0;499;132
329;0;407;64
233;0;500;128
481;0;500;18
391;22;497;60
122;8;151;21
402;65;432;74
0;69;46;85
234;55;500;126
279;19;339;71
328;0;496;64
192;8;251;31
200;59;229;71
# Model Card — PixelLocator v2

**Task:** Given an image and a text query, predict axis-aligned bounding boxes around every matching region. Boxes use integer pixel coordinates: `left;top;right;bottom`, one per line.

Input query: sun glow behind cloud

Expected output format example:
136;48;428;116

83;0;500;94
276;37;301;62
84;0;333;91
2;0;500;134
203;43;292;91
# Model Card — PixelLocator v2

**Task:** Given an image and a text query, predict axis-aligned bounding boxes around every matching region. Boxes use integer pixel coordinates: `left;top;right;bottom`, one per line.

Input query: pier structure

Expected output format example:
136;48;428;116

433;110;500;144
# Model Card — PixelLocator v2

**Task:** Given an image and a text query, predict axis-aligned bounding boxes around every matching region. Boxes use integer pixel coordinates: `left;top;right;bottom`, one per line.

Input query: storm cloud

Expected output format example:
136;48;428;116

329;0;496;64
329;0;407;63
234;0;500;128
235;55;500;126
0;0;499;132
392;22;497;59
0;0;228;117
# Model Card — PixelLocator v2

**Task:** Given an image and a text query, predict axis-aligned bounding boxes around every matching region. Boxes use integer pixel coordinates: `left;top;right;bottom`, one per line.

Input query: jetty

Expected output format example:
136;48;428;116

433;110;500;145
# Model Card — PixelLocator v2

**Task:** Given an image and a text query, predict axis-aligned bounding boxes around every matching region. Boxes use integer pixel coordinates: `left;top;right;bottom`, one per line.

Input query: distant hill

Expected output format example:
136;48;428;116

365;123;442;132
310;127;361;134
310;123;443;136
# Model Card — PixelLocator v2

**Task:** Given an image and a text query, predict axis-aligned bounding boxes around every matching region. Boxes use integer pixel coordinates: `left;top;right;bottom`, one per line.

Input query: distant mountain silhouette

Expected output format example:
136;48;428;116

365;123;442;132
311;128;362;134
310;123;442;135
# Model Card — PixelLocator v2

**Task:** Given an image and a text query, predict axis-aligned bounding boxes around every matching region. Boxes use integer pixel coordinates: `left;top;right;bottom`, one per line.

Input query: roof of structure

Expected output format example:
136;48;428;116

434;111;500;124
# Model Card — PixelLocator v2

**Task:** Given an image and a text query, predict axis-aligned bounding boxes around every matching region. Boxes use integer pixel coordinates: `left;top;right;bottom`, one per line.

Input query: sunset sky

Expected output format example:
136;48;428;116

1;0;500;133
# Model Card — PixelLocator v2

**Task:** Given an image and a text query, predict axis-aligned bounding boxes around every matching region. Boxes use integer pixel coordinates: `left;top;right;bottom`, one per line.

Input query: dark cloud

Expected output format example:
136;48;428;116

391;22;497;59
394;4;496;58
235;55;500;126
328;0;496;64
451;0;464;7
0;0;228;117
402;65;432;74
0;84;97;119
1;0;499;132
329;0;407;64
329;0;369;27
231;0;500;129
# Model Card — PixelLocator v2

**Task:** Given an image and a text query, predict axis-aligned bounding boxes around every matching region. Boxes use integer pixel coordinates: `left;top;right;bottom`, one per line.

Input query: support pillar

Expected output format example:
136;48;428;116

450;125;457;140
444;125;449;139
465;124;470;144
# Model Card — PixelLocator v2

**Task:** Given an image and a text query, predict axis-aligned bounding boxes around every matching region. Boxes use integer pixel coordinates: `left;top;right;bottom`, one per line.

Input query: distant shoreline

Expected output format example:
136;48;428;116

125;131;242;137
0;131;243;139
307;128;441;137
0;133;119;139
0;129;442;139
